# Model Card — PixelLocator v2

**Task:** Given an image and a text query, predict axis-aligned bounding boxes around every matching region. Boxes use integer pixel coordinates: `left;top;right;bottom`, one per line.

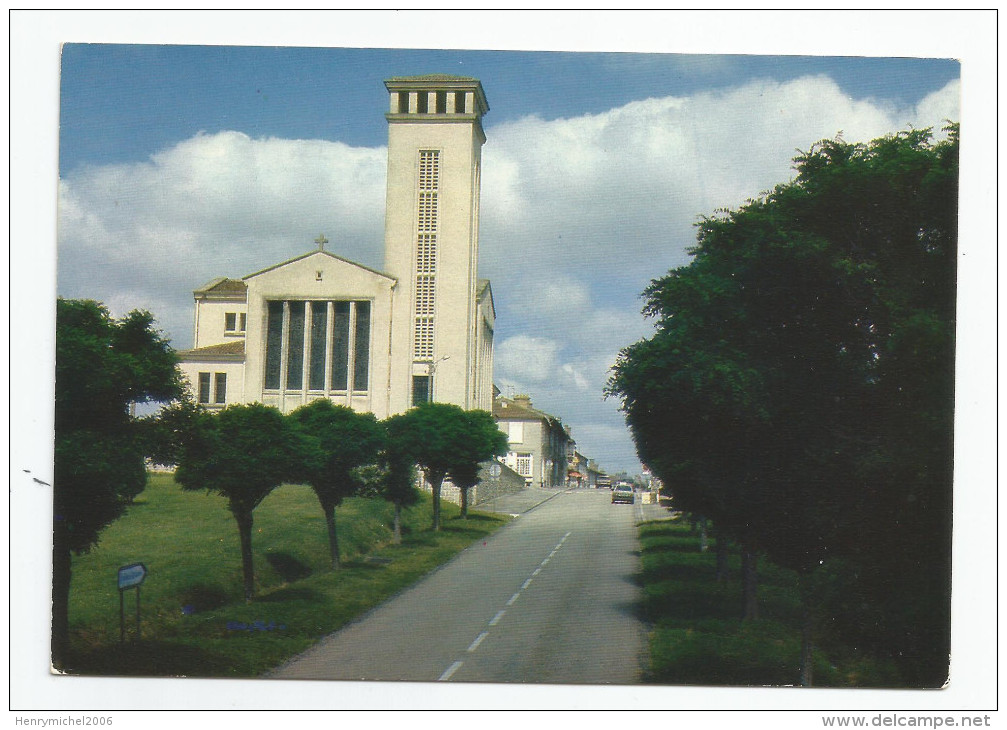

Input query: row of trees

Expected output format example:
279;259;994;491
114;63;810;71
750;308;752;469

609;126;957;687
161;397;506;602
53;297;507;668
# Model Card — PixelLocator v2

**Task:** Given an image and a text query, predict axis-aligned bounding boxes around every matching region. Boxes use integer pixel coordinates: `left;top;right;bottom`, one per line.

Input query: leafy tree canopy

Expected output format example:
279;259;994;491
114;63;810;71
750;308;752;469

54;298;181;552
289;399;385;506
609;125;957;683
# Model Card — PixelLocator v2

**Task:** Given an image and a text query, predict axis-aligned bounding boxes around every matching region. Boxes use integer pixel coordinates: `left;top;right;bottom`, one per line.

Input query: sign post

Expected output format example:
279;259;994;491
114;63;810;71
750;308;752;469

117;563;147;643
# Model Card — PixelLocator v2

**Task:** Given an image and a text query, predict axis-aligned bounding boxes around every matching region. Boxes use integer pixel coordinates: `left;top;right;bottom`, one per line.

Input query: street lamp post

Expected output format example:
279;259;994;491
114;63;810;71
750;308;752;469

427;355;450;402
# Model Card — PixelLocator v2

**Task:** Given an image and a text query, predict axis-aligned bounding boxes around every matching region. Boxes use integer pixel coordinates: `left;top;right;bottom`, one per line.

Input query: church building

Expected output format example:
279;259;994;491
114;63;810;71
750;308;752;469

178;75;495;419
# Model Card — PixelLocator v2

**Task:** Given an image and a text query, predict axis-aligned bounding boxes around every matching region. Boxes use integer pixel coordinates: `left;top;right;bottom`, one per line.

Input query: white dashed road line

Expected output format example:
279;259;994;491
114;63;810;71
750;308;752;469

467;632;489;652
438;531;573;682
439;660;464;681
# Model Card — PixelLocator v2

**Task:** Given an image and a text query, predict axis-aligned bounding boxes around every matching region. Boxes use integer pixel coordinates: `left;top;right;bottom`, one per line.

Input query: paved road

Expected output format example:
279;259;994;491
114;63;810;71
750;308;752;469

270;488;664;684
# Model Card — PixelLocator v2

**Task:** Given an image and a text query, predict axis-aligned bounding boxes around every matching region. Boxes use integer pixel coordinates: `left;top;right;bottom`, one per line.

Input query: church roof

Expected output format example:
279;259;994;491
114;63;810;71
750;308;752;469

194;277;247;299
178;340;246;361
242;249;396;282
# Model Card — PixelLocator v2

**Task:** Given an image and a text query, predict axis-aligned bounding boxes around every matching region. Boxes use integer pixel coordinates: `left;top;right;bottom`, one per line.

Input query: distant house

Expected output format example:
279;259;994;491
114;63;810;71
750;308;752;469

494;395;574;488
568;450;599;488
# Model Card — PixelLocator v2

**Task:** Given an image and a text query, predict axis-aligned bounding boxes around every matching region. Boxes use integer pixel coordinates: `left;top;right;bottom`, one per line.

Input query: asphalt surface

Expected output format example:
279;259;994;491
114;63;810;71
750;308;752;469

270;488;665;684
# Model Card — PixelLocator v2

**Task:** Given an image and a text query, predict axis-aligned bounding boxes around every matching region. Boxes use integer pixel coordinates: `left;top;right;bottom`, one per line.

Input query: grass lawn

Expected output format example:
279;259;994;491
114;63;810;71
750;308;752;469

63;472;508;678
638;516;901;687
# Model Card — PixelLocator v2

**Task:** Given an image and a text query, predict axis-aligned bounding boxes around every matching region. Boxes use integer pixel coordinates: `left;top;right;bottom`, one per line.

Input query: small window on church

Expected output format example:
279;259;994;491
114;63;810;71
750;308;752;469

412;375;431;405
398;91;409;113
239;313;246;332
435;91;447;114
416;92;428;114
225;312;237;332
214;373;227;404
454;91;466;113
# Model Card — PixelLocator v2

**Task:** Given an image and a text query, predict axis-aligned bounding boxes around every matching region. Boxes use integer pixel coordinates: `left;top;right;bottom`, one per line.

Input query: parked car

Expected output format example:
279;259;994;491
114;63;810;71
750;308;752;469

611;485;635;504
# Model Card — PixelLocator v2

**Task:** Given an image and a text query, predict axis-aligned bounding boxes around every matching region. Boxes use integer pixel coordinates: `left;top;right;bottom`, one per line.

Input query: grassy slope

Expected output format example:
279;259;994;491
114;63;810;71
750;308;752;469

638;516;901;687
64;472;507;677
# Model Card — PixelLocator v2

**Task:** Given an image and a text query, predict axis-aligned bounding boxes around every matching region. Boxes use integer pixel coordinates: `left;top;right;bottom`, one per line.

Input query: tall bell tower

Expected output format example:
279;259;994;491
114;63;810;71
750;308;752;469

382;75;490;413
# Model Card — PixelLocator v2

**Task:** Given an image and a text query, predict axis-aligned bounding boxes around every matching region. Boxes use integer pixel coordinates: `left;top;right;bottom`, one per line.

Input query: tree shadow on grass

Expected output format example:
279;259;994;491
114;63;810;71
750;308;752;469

265;552;312;583
179;582;232;613
64;640;234;678
641;561;726;585
402;533;438;547
256;586;324;604
640;538;706;554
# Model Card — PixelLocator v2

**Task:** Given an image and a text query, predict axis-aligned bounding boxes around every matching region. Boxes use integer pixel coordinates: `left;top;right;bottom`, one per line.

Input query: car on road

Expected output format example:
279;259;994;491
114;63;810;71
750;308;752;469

611;485;635;504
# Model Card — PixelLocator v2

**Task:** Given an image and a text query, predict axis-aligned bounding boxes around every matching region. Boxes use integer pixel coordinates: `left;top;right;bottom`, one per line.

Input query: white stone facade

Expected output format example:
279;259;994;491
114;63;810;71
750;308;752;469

178;75;494;419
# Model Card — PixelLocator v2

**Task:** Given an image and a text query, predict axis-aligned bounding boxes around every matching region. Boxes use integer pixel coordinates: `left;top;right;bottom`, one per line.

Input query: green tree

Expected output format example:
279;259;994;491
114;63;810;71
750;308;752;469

174;403;309;601
386;402;470;531
380;414;422;544
289;400;385;569
448;409;509;519
53;299;181;668
610;126;957;686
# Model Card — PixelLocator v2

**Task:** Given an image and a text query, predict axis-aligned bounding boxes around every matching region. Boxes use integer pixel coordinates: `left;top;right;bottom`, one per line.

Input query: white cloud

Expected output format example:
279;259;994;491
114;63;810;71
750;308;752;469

58;132;388;346
57;75;960;473
495;335;560;384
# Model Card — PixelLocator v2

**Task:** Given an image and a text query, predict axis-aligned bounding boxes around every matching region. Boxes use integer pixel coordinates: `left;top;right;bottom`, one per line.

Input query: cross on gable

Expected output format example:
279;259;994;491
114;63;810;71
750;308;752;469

314;234;329;251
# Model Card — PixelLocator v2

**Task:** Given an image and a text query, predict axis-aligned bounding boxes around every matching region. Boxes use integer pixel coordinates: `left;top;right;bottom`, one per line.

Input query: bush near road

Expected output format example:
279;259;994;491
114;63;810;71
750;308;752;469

639;517;901;687
63;472;507;677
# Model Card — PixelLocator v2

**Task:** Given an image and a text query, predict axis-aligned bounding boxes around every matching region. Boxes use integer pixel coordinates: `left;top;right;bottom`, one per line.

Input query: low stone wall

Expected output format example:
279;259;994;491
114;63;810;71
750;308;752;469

426;460;527;507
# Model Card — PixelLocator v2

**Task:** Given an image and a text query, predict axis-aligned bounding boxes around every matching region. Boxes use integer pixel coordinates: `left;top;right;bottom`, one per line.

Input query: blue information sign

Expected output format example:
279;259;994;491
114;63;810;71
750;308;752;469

117;563;147;591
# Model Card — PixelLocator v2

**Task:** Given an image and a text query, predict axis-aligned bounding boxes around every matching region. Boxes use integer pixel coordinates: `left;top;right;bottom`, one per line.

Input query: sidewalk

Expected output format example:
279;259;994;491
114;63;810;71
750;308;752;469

475;486;563;516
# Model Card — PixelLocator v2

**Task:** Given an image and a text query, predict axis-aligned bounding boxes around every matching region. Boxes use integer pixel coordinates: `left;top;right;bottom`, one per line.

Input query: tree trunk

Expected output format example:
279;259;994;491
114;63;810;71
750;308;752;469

393;501;402;545
460;485;469;519
323;501;341;570
699;518;709;553
799;574;814;687
51;523;72;671
741;548;759;621
431;473;444;531
234;509;256;602
715;529;730;584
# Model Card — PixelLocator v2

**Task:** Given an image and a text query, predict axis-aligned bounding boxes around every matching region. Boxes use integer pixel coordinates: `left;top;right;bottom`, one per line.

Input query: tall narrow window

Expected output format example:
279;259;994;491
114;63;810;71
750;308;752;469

286;302;305;390
265;301;283;389
239;313;246;332
214;373;227;404
309;302;327;391
198;372;211;404
416;92;428;114
435;90;447;114
353;301;371;391
330;302;350;390
225;313;237;332
454;91;466;113
414;151;440;362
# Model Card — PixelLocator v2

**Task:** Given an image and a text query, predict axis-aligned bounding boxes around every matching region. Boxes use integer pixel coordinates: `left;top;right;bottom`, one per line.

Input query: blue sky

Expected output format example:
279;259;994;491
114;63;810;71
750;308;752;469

13;8;999;715
59;44;958;174
54;42;962;478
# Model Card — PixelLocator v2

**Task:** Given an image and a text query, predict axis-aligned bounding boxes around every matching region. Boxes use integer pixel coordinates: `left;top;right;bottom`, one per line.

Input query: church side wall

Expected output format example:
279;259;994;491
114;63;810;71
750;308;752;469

194;298;247;349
